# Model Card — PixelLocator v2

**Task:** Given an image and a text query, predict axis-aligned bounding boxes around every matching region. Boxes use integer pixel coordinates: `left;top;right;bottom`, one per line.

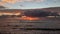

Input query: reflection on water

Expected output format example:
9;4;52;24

0;16;60;34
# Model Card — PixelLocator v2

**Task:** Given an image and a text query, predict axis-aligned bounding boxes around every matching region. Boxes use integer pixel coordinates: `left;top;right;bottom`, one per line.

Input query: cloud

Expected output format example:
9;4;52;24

53;0;57;1
35;0;45;2
0;2;5;6
0;0;46;6
17;0;25;2
0;6;6;9
0;0;46;5
0;0;17;7
18;0;46;2
24;10;50;17
1;0;17;4
0;6;5;8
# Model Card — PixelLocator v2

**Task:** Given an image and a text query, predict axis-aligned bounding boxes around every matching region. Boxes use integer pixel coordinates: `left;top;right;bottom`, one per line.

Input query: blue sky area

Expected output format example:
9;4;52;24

0;0;60;9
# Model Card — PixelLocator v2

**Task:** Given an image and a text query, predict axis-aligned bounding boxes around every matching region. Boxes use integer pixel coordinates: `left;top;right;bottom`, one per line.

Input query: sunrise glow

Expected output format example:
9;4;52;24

21;16;39;20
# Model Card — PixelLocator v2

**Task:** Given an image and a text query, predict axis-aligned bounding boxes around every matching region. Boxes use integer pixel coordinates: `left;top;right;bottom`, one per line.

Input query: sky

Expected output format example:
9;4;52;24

0;0;60;9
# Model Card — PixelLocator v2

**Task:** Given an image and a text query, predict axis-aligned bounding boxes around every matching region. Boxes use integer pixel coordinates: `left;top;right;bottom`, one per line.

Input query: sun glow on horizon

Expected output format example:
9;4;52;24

21;16;40;20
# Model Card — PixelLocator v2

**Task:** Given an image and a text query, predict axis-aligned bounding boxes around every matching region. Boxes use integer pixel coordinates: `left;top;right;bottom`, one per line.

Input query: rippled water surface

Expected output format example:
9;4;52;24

0;17;60;34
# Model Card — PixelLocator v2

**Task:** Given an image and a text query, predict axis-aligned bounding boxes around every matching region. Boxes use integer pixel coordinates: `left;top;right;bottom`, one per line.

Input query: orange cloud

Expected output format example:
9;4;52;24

0;1;5;6
2;0;17;4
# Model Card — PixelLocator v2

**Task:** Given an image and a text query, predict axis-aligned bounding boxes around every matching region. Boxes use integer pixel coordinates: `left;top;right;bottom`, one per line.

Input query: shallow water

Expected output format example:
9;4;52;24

0;17;60;34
